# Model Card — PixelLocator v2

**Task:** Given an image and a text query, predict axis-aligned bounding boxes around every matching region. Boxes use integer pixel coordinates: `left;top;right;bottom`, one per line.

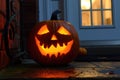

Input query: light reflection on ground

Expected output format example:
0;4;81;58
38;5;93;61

0;61;120;79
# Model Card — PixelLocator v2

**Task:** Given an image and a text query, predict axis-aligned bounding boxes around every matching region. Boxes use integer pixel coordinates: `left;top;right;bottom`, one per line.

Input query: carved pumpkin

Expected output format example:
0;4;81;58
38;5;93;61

27;10;80;66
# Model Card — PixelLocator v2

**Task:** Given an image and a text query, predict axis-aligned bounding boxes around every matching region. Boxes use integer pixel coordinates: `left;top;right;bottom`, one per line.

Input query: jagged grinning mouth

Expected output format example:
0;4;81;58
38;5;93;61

35;37;73;58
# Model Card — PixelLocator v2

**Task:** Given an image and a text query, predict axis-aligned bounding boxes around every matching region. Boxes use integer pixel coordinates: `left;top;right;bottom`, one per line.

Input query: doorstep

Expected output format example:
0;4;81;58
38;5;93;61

0;59;120;79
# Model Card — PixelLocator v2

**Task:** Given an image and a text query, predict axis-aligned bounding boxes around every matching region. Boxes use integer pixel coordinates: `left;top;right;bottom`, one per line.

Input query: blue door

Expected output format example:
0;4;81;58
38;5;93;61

64;0;120;42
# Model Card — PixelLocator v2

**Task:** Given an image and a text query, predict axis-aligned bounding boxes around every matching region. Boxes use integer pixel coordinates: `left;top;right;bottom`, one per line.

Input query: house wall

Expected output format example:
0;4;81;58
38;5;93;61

0;0;23;67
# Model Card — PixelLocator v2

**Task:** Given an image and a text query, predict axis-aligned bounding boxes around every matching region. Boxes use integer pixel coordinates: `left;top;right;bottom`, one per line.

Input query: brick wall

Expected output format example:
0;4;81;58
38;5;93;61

0;0;9;69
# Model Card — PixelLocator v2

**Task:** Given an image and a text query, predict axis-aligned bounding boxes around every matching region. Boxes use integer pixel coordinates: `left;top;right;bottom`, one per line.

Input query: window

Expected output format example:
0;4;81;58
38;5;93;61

80;0;113;27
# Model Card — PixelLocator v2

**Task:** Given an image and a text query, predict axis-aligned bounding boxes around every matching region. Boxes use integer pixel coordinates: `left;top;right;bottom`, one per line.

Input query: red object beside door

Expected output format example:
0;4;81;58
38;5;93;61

0;0;9;69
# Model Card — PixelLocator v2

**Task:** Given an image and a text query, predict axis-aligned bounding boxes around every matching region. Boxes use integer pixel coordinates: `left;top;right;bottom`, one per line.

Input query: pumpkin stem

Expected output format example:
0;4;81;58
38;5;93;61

50;10;61;20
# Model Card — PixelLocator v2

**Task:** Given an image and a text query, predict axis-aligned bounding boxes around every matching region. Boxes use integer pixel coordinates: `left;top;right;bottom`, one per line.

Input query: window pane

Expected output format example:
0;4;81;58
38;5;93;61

92;11;102;26
103;0;111;9
103;10;112;25
92;0;101;9
80;0;113;27
82;11;91;26
81;0;90;10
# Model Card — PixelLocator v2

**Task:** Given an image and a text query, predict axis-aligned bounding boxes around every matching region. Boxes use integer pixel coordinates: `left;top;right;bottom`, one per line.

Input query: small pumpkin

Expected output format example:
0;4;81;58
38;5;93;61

79;47;87;56
27;10;80;66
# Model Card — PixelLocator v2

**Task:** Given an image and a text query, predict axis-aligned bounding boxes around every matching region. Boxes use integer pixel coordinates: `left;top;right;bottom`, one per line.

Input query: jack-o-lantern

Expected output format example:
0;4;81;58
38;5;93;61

27;10;80;66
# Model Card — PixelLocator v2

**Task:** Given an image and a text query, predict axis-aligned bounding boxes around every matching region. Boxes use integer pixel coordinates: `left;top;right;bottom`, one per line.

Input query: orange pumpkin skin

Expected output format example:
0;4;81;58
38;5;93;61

27;20;80;66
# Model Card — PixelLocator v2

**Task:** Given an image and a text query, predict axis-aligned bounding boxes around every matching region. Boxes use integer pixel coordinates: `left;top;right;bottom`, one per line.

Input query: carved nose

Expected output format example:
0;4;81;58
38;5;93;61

51;35;57;40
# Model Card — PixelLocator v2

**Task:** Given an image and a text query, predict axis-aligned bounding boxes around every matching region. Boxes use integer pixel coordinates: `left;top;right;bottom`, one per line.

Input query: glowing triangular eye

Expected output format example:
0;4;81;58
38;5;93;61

37;25;49;35
57;26;71;35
